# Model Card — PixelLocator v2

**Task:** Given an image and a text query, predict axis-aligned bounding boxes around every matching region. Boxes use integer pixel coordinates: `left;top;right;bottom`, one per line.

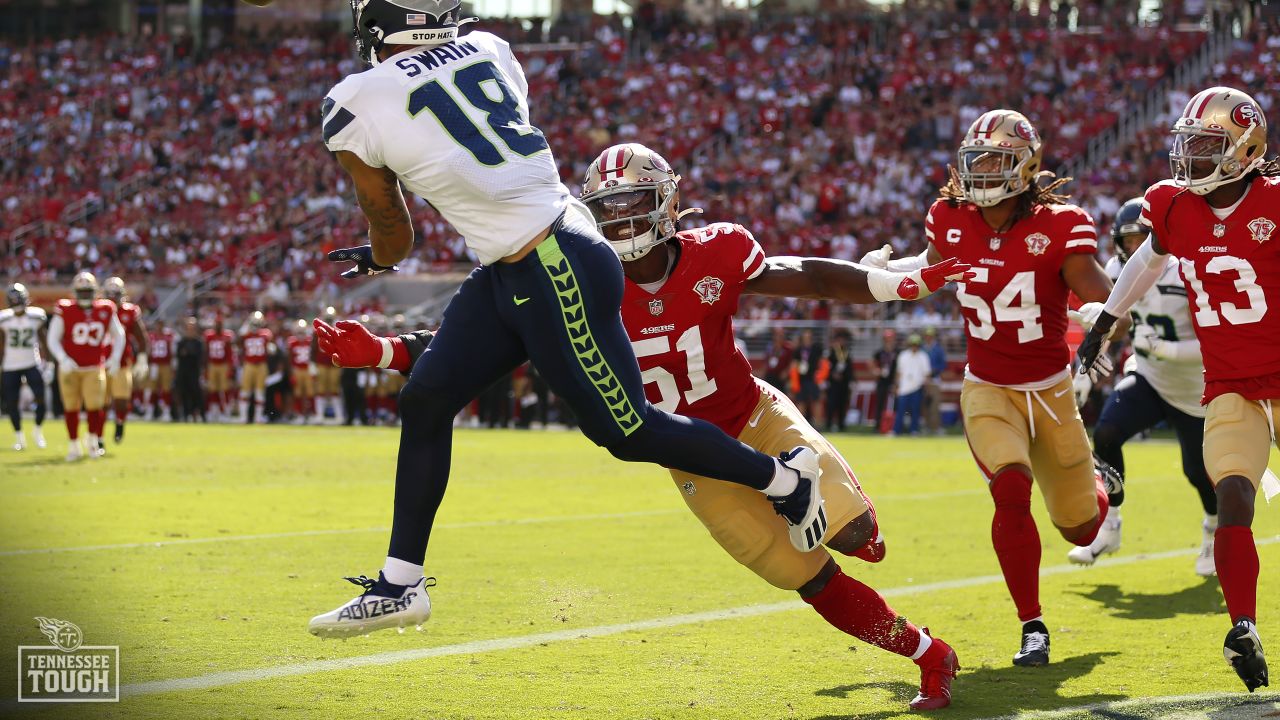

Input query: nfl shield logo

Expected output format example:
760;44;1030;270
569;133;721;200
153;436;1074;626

1213;223;1227;238
648;298;664;316
989;236;1002;251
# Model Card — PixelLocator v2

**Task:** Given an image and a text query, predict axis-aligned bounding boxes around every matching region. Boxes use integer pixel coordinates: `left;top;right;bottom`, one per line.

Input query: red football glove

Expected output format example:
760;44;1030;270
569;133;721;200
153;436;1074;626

312;318;410;372
900;257;977;300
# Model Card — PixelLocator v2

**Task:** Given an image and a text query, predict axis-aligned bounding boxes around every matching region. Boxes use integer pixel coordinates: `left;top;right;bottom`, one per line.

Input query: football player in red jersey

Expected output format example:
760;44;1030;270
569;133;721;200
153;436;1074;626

314;143;974;711
45;272;125;461
204;316;236;420
147;320;176;420
240;311;274;424
865;110;1127;668
101;277;149;443
286;319;316;423
1078;86;1280;692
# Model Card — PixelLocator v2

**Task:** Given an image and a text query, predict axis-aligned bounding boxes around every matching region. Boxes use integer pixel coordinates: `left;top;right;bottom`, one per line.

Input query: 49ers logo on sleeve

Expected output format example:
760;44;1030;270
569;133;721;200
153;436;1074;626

693;276;724;305
1249;217;1276;244
1024;233;1051;256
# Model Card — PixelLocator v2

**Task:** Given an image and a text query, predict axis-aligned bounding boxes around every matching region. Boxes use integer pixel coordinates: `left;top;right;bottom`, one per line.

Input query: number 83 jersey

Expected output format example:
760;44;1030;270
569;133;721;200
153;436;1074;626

928;199;1099;386
322;31;568;266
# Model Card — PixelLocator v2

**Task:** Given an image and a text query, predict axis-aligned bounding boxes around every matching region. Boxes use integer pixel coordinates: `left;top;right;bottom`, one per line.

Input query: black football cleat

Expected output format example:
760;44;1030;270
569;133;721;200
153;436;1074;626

1095;454;1124;508
1013;620;1050;667
1224;620;1268;692
771;447;827;552
114;423;124;444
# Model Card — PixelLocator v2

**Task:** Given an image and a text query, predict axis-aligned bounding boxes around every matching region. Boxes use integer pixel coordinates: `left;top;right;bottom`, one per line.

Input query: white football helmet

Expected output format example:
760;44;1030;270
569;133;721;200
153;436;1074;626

581;143;694;261
955;110;1045;207
1170;86;1268;195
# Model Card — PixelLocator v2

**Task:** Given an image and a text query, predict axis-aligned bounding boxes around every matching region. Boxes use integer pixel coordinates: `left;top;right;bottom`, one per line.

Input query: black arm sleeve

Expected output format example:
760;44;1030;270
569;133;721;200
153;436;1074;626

398;330;435;376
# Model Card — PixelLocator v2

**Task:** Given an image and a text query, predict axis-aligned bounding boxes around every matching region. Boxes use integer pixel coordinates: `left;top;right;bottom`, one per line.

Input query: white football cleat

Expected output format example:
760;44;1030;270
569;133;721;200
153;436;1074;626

87;434;105;458
33;427;46;448
1196;518;1217;577
65;440;83;462
13;431;25;451
309;574;434;639
1068;511;1122;566
771;447;828;552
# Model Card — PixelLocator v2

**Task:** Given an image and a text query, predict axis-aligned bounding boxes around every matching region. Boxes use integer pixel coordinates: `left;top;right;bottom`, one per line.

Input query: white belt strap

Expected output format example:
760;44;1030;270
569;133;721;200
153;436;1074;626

1024;389;1061;442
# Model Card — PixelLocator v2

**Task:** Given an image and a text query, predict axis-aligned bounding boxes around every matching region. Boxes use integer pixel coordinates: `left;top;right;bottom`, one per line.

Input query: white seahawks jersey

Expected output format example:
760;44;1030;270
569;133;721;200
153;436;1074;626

1105;256;1205;417
322;31;568;265
0;307;46;371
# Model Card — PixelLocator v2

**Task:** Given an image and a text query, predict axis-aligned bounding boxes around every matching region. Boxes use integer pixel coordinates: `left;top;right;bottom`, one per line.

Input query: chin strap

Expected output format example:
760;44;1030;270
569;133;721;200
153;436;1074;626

676;207;703;221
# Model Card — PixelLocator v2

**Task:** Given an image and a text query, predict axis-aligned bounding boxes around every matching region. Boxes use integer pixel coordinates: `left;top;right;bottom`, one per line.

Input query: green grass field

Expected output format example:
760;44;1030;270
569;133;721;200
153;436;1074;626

2;423;1279;719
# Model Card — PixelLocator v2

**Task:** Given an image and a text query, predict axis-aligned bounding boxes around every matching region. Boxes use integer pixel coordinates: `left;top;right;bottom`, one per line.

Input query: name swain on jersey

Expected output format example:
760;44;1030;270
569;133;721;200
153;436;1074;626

393;40;481;77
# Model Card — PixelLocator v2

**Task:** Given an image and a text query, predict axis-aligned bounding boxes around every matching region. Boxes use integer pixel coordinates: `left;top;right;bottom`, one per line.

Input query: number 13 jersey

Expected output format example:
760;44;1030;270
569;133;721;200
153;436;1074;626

1140;176;1280;401
929;200;1099;386
322;31;568;266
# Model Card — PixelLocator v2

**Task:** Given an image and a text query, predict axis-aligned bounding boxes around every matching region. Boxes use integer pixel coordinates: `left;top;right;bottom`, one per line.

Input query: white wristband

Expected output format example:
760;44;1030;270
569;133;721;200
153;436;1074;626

866;268;908;302
376;337;394;369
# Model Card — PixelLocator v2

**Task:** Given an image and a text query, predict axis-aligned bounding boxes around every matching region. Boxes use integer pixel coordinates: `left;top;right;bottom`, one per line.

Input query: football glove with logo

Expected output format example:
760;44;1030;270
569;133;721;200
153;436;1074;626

866;257;975;302
328;245;400;279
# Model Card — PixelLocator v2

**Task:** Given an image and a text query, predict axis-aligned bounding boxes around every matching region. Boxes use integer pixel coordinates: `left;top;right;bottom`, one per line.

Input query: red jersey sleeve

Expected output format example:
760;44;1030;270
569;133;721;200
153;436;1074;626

1060;206;1099;255
925;200;956;258
1139;180;1179;253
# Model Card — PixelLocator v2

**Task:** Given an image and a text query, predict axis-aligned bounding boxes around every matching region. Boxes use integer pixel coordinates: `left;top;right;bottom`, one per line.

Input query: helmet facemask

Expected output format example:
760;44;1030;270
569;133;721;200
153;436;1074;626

1169;129;1259;196
957;146;1033;207
585;181;679;261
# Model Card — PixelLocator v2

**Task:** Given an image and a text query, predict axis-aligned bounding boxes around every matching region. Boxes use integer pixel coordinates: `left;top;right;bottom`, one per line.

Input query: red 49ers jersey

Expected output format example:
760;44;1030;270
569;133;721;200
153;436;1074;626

149;330;174;365
287;336;312;368
242;328;274;364
104;301;141;364
205;330;235;365
56;299;119;367
1140;176;1280;400
929;199;1099;385
621;223;767;436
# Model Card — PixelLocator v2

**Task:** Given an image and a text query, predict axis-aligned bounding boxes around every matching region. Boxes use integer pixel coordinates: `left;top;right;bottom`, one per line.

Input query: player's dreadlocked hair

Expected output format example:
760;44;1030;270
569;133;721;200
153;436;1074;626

938;167;1073;224
1249;156;1280;178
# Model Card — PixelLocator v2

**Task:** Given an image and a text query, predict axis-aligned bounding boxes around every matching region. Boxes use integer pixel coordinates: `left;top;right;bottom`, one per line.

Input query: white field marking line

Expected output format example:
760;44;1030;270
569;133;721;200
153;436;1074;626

116;535;1280;699
976;689;1279;719
0;509;683;557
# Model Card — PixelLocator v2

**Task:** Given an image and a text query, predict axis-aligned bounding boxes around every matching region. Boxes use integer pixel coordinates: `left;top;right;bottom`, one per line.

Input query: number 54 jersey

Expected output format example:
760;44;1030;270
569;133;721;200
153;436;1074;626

929;200;1099;386
621;223;768;436
322;31;568;266
1140;176;1280;401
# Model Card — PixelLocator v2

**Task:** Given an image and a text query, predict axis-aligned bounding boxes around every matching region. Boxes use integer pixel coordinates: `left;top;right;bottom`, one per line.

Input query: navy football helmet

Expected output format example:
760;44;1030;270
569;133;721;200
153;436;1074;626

350;0;475;65
1111;198;1145;263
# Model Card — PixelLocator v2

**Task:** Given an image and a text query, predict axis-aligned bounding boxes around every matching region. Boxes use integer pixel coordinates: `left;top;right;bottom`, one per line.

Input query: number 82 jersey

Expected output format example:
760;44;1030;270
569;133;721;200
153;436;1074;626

928;199;1099;386
1140;176;1280;401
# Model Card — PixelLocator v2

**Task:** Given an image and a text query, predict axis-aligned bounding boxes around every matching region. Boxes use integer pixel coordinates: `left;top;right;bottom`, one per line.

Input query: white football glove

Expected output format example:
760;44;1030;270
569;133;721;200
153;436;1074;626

132;353;150;383
105;357;121;375
1131;326;1165;359
860;244;893;270
1067;302;1106;331
1072;372;1093;409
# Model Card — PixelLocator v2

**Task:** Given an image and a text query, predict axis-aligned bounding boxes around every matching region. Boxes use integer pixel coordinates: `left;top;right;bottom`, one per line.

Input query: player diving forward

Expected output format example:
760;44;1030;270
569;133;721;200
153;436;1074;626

1067;198;1216;574
864;110;1126;667
311;0;856;637
1;283;49;450
1078;86;1280;692
315;142;972;711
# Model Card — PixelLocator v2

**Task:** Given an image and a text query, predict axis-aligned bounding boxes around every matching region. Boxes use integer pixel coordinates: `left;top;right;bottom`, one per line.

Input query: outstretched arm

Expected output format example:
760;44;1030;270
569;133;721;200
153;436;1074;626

312;319;434;375
745;255;973;303
334;150;413;267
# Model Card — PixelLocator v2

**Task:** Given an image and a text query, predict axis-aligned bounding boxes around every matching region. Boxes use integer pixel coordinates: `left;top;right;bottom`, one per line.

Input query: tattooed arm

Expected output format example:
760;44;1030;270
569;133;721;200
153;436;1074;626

334;150;414;266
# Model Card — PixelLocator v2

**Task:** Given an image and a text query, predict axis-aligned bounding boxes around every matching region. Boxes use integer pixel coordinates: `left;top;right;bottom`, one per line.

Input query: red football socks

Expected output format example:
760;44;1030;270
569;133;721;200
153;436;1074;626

803;566;923;657
1215;525;1259;623
1072;480;1111;547
87;409;106;437
990;466;1042;622
64;411;80;440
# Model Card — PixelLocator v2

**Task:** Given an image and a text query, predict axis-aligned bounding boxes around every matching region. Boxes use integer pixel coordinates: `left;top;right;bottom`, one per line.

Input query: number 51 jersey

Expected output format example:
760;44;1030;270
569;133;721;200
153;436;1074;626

322;31;569;266
929;200;1100;386
1140;176;1280;401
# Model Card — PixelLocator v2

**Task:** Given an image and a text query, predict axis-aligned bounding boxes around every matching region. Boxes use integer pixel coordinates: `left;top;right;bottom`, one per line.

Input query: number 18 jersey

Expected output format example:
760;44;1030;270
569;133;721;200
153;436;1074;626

928;200;1099;386
322;31;568;265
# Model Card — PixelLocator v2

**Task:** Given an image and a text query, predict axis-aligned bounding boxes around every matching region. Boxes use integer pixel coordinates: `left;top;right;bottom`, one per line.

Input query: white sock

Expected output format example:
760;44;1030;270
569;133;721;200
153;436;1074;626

382;557;424;586
910;631;933;660
763;458;798;497
1205;514;1219;531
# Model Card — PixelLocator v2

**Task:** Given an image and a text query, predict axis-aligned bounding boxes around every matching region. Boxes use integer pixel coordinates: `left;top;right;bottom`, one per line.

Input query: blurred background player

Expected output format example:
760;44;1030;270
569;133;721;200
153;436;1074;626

204;315;235;420
1068;198;1214;574
1;283;49;451
240;311;273;424
286;319;315;424
175;318;206;423
148;320;176;420
312;307;341;423
864;110;1126;667
1078;85;1280;693
46;272;125;461
101;277;149;443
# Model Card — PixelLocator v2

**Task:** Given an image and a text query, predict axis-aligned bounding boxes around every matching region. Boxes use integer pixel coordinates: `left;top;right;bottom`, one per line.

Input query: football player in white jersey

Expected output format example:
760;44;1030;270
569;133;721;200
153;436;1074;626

1068;199;1216;573
0;283;49;451
310;0;826;638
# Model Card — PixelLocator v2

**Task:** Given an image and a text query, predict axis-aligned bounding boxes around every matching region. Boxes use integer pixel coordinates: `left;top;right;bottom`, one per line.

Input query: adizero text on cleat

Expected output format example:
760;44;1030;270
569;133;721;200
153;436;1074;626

308;573;435;638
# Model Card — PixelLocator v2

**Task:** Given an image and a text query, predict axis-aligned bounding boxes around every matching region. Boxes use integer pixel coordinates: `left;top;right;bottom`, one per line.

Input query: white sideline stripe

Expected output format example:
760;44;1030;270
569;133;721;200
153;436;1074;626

117;536;1280;698
0;509;683;557
976;690;1279;719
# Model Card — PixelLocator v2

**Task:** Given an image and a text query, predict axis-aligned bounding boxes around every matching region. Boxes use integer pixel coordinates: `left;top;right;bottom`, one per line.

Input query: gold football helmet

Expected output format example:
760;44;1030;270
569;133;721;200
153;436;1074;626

581;143;686;261
72;271;97;307
103;276;126;302
1170;86;1268;195
955;110;1044;207
248;310;266;330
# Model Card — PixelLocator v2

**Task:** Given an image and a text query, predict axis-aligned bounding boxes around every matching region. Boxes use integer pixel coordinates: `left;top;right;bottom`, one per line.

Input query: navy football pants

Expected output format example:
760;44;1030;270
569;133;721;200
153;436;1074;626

388;213;778;565
1093;371;1216;516
2;366;46;432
